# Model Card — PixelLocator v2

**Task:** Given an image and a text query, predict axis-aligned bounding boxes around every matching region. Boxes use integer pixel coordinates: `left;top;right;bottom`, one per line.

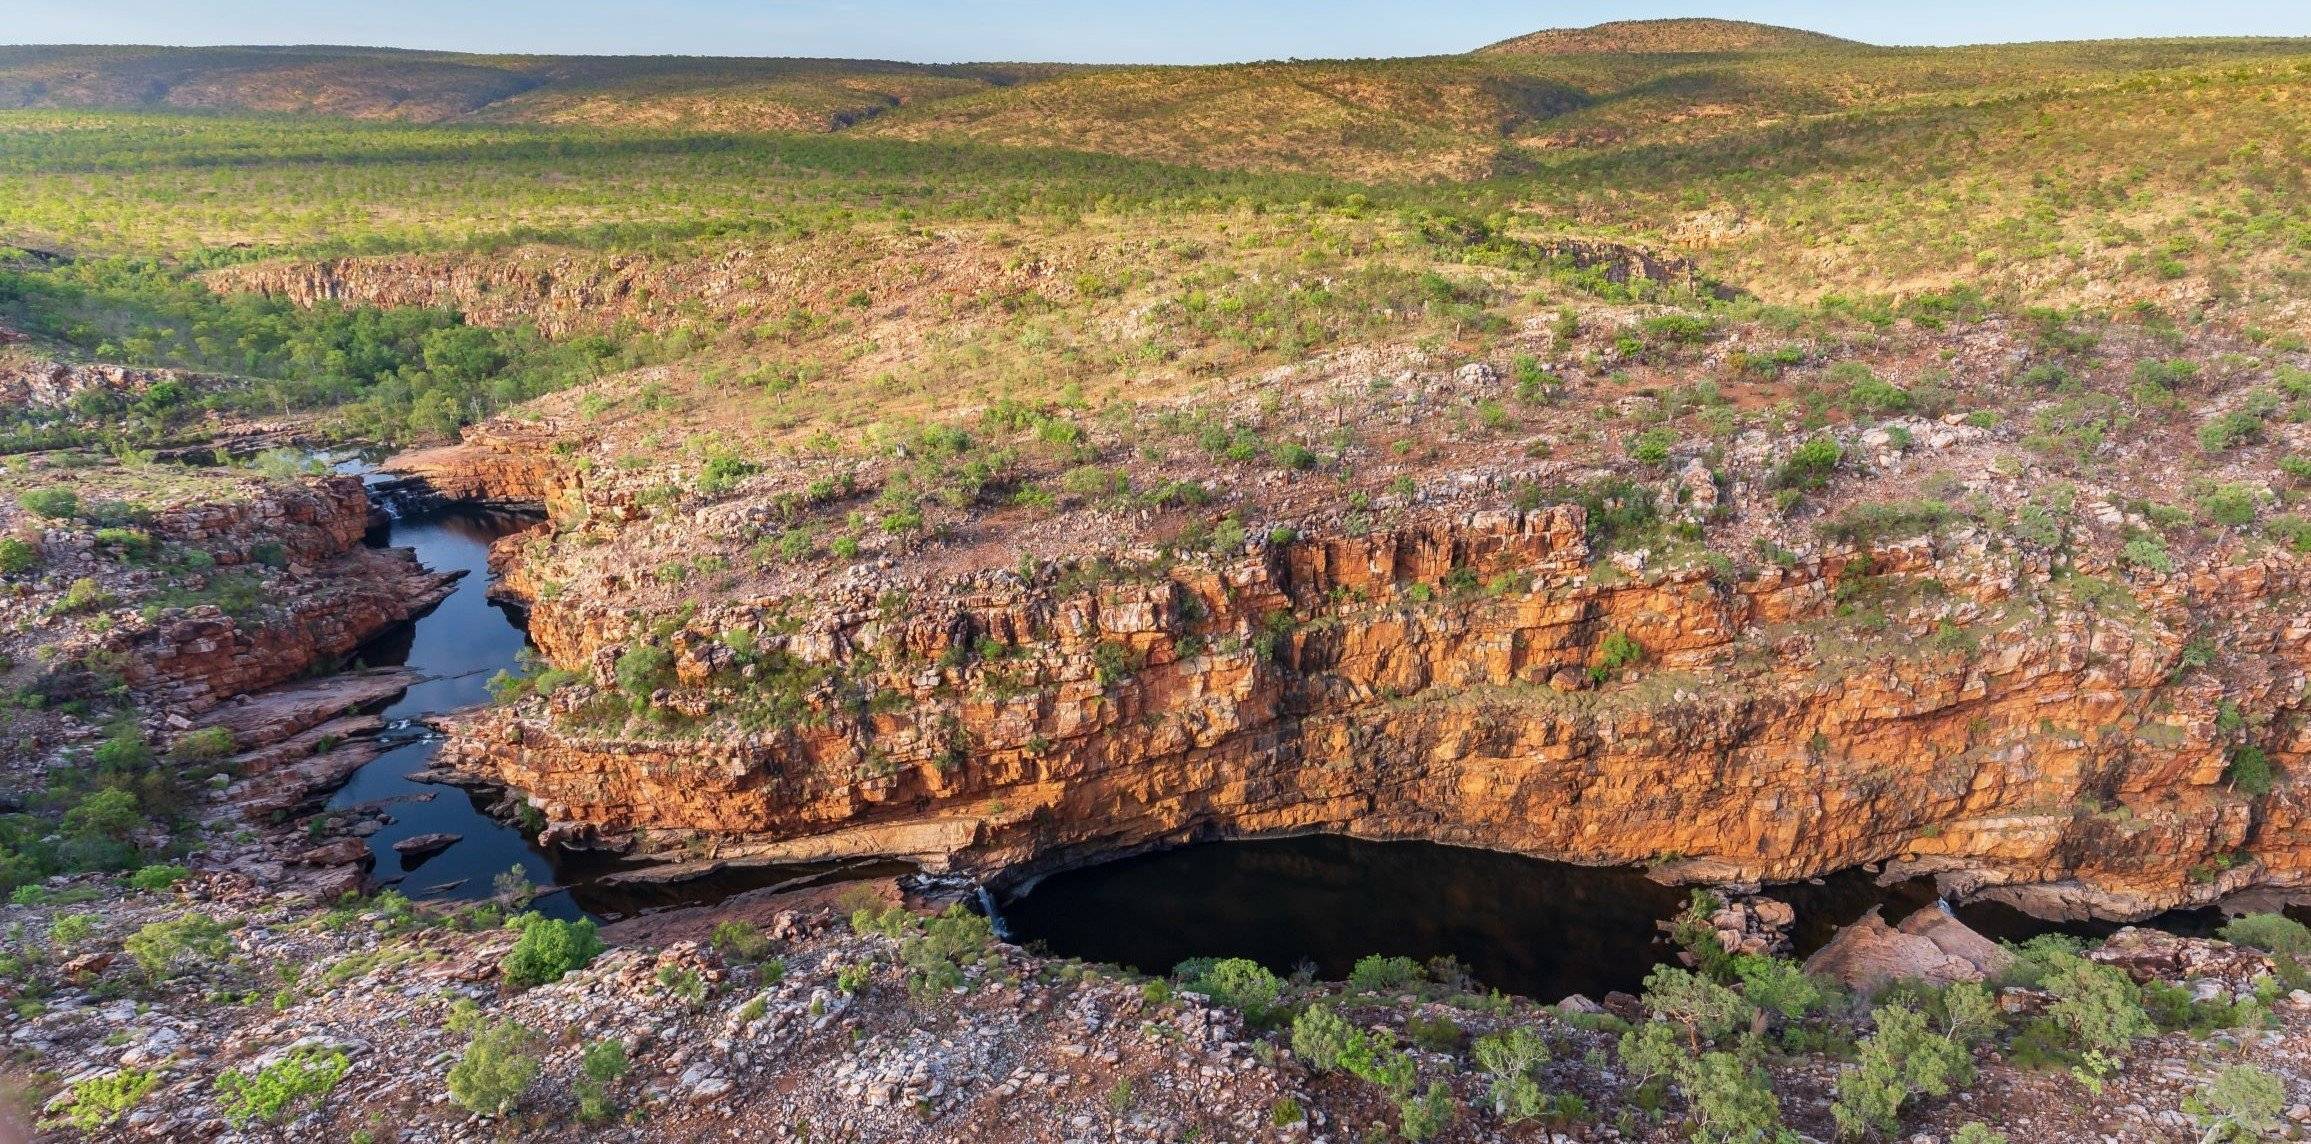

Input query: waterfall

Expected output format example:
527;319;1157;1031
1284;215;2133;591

975;885;1013;942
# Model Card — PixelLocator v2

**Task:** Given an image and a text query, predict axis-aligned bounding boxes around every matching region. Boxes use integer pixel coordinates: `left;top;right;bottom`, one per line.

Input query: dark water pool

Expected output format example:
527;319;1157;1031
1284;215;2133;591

998;835;2257;1001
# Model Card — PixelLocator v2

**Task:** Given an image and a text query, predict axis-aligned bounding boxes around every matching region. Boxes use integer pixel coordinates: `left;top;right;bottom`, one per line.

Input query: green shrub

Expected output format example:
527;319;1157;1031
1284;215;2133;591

2224;746;2276;797
1397;1081;1457;1142
125;913;232;979
58;1068;158;1131
213;1044;351;1126
1290;1003;1359;1070
18;486;78;519
575;1039;629;1123
1638;966;1755;1049
1686;1050;1786;1144
2042;953;2154;1054
2189;1064;2285;1141
58;576;114;614
445;1019;540;1116
2198;411;2265;453
2120;537;2173;574
1472;1025;1550;1122
500;913;605;988
710;919;773;961
1776;436;1843;491
125;863;190;891
1348;954;1423;993
168;726;237;763
1831;1000;1980;1138
1181;957;1282;1020
613;644;672;696
1730;955;1824;1021
2220;913;2311;957
0;537;39;573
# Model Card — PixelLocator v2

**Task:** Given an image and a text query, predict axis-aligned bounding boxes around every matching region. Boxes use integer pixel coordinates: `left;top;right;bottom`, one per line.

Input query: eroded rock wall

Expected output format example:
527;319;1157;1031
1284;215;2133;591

441;502;2311;918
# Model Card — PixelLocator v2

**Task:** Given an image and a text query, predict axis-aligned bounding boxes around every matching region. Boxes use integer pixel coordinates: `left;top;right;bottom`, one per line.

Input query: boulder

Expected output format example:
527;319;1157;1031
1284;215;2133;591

390;832;462;858
293;838;373;867
1802;906;2005;992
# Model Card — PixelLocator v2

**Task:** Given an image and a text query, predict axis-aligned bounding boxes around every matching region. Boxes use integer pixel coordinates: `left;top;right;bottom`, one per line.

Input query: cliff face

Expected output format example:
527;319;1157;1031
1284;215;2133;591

104;477;460;712
441;500;2311;919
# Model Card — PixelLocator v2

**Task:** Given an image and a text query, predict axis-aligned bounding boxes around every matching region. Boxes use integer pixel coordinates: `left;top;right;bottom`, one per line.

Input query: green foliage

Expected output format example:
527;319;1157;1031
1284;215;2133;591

710;919;773;961
1290;1002;1359;1070
2198;411;2265;453
500;912;605;988
1830;1000;1979;1139
1639;965;1755;1049
613;643;673;696
575;1039;630;1124
1730;955;1823;1022
2120;536;2173;574
1396;1081;1458;1142
0;537;39;574
2223;745;2276;797
2041;952;2155;1055
1684;1050;1786;1144
125;862;190;891
1951;1125;2009;1144
2220;913;2311;957
1820;499;1960;545
445;1018;541;1116
18;486;78;519
213;1044;351;1127
1775;435;1843;491
56;1068;159;1131
124;912;231;979
1180;957;1283;1021
1472;1025;1550;1122
2189;1064;2286;1141
1348;953;1423;993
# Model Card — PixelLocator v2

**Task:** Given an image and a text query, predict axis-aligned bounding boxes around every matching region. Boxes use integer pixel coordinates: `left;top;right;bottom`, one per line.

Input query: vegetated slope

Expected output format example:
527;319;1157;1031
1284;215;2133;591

861;57;1591;180
0;45;1075;131
867;31;2311;178
1477;17;1858;56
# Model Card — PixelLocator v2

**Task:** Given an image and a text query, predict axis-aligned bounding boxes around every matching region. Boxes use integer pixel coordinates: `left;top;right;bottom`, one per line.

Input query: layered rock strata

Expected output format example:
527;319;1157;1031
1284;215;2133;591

437;493;2311;919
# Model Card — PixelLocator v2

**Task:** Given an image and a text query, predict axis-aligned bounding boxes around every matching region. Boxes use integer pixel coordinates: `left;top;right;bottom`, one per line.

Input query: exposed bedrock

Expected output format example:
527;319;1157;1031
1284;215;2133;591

412;453;2311;918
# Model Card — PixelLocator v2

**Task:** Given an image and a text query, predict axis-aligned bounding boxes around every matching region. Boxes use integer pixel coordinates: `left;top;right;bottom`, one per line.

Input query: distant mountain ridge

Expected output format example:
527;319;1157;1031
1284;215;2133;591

0;44;1079;132
1478;17;1862;56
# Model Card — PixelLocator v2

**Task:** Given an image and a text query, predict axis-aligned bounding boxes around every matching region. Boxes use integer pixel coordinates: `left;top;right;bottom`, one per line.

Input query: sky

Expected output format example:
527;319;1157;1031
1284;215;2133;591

10;1;2310;64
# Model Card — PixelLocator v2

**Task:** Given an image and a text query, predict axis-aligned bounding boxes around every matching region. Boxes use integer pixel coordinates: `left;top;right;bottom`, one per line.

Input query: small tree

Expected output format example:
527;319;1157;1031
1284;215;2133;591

500;913;605;989
1290;1003;1360;1070
2189;1064;2285;1142
125;913;232;979
1684;1050;1786;1144
446;1019;541;1116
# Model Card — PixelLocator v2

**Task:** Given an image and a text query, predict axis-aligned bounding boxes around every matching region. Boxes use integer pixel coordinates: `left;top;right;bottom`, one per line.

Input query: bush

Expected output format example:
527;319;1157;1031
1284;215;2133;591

213;1044;351;1126
710;919;773;961
2190;1064;2285;1141
576;1039;629;1123
1290;1003;1359;1070
1397;1081;1457;1142
500;913;605;988
2198;411;2265;453
2042;954;2154;1054
1686;1050;1786;1144
18;486;78;519
58;1068;159;1131
2224;746;2276;797
1776;436;1843;491
446;1019;541;1115
2120;537;2173;574
2219;913;2311;957
0;537;39;573
58;576;114;614
1831;1001;1980;1138
169;725;237;763
1472;1026;1549;1122
1821;500;1959;545
125;913;232;979
1348;954;1423;993
613;644;672;696
1182;957;1282;1020
125;863;190;891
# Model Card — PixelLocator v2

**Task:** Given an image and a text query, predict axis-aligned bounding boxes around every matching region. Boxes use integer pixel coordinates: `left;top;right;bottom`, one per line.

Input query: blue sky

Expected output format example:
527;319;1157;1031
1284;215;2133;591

12;1;2309;63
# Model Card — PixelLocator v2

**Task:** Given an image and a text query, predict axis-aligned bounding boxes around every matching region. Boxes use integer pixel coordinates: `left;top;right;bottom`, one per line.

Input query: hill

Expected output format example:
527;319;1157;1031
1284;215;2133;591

1478;17;1860;56
0;45;1077;131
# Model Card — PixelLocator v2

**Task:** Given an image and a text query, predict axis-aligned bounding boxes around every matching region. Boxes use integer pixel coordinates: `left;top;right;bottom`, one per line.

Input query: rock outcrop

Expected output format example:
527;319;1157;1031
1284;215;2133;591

437;496;2311;919
1802;906;2011;991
